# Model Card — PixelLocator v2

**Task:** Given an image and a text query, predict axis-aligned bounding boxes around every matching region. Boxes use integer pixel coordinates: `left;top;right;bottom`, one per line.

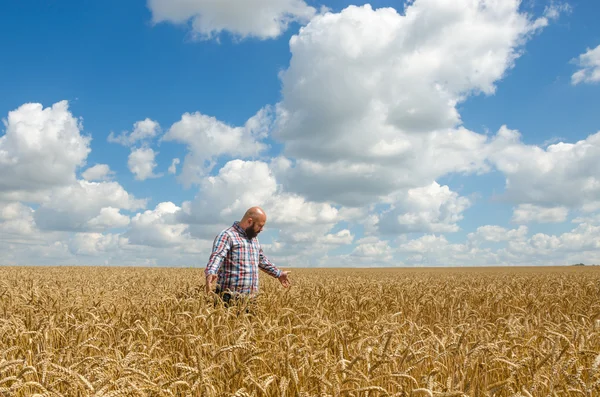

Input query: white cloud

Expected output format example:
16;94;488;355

397;234;501;267
0;101;157;260
267;194;339;227
87;207;131;230
128;147;162;181
377;182;471;234
33;180;145;232
271;1;550;205
351;237;394;259
271;157;399;207
489;127;600;212
82;164;115;181
264;228;354;265
571;44;600;85
467;225;528;243
0;201;80;264
572;212;600;225
504;223;600;260
0;224;212;266
323;236;396;267
173;159;346;263
68;233;126;256
162;108;270;187
543;3;572;21
124;202;202;252
108;118;160;147
511;204;568;224
168;158;180;174
399;234;465;255
179;159;338;226
0;101;90;196
1;201;32;222
390;221;600;267
0;240;73;266
147;0;318;41
179;159;277;225
0;201;36;238
321;229;353;246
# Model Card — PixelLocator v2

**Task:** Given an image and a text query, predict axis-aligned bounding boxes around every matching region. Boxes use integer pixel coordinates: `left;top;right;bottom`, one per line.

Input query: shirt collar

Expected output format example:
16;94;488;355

232;221;247;237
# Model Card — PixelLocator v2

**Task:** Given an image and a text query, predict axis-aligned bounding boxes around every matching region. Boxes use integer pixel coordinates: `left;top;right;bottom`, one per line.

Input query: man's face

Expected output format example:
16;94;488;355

245;218;265;239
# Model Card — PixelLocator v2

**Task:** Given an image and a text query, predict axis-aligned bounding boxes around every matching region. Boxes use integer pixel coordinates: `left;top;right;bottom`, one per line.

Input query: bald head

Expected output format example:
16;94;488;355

242;206;266;222
239;206;267;238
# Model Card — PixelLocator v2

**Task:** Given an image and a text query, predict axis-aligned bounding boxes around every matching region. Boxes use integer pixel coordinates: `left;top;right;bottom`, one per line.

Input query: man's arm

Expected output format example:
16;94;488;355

259;247;292;288
258;247;281;278
205;232;231;292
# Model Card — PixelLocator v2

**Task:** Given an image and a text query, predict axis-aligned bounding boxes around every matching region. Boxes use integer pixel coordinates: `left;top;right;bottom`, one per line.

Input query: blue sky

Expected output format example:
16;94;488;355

1;0;600;267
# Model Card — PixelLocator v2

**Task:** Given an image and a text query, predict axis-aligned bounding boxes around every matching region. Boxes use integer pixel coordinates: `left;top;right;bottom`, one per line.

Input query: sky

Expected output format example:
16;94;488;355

1;0;600;268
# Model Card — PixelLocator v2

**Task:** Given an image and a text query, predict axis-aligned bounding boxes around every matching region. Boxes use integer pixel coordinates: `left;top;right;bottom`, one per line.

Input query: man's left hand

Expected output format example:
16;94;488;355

278;270;292;288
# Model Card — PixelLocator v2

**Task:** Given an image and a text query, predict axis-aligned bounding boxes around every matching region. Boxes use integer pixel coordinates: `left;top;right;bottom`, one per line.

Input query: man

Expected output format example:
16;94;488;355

204;206;291;308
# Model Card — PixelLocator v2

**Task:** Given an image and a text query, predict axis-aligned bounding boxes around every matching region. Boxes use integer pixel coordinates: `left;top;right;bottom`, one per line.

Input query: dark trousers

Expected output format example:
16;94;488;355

214;287;256;314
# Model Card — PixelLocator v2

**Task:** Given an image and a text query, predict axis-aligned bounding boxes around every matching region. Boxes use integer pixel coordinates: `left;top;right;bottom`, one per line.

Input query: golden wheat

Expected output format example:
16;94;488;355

0;266;599;396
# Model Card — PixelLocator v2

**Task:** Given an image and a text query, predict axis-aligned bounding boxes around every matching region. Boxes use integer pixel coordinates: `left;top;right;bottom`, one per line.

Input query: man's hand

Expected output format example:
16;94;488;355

205;274;217;294
278;270;292;288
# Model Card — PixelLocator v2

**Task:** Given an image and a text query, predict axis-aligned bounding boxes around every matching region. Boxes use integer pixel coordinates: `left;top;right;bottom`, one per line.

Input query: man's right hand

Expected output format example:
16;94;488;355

205;274;217;294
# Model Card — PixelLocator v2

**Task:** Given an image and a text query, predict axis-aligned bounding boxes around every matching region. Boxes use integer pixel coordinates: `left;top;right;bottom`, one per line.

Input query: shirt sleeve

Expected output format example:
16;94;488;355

205;232;231;276
258;246;282;278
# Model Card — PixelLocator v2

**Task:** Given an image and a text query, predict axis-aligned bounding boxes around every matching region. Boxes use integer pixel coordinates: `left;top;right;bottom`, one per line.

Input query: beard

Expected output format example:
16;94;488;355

245;226;258;239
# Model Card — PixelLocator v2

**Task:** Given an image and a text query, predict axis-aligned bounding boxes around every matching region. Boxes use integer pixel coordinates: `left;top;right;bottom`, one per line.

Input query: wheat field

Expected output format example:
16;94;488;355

0;266;599;397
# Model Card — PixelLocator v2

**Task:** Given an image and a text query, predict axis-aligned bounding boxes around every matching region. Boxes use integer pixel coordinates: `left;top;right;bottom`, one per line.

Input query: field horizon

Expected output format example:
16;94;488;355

1;263;598;270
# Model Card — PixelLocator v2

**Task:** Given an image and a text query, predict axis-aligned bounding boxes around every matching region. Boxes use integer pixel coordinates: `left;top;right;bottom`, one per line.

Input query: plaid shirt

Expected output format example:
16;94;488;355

205;221;281;295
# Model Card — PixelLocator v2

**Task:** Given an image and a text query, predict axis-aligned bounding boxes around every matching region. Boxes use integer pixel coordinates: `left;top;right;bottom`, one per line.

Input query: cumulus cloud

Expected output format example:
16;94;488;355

489;127;600;212
0;239;73;266
128;147;162;181
178;159;338;226
124;202;204;253
147;0;318;41
87;207;131;230
172;159;346;263
504;223;600;260
572;212;600;225
0;101;90;196
377;182;471;234
467;225;528;243
82;164;115;181
393;220;600;267
312;236;395;268
162;107;271;187
0;201;36;238
0;99;157;254
108;118;160;147
179;160;277;225
108;119;163;181
399;234;465;255
33;180;145;232
511;204;569;224
350;237;394;261
0;224;212;266
68;233;126;256
571;44;600;85
397;234;499;267
264;228;354;266
271;1;550;205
